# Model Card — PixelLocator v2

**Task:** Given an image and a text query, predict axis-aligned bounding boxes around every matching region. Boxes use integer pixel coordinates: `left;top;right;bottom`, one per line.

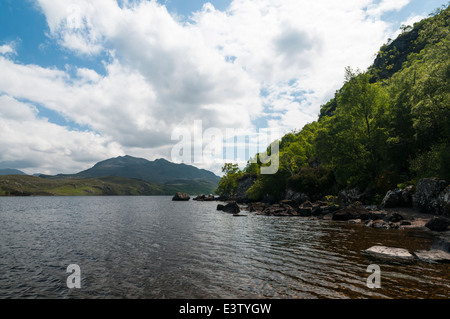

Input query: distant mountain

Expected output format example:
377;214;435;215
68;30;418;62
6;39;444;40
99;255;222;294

0;169;26;176
41;155;220;195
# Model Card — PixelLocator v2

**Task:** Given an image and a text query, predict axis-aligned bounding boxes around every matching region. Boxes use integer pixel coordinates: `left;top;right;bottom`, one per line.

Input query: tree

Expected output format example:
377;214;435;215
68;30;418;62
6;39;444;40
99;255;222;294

316;69;389;188
215;163;242;197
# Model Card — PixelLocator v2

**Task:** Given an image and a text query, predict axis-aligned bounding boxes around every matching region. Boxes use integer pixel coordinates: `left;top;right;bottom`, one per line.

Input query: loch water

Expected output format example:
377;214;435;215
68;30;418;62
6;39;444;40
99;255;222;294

0;196;448;299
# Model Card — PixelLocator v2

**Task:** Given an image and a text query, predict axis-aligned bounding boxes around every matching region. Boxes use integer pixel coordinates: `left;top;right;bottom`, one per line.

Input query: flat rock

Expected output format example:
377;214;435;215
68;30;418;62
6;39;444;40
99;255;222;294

362;245;415;263
414;250;450;263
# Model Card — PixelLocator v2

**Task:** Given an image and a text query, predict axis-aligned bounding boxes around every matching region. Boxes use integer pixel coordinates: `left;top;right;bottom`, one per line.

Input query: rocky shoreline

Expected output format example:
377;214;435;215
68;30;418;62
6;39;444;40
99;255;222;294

204;177;450;263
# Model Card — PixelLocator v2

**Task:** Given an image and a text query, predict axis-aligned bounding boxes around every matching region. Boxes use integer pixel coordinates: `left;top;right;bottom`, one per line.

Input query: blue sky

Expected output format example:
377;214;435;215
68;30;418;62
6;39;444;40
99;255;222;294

0;0;447;174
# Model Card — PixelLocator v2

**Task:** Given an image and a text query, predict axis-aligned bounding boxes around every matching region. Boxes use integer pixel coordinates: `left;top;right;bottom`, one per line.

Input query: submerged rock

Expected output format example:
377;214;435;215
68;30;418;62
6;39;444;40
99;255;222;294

414;250;450;263
362;245;415;263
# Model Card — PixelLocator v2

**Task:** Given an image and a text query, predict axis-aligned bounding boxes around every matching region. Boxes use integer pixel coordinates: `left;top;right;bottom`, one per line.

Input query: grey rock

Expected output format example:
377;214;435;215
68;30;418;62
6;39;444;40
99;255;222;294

337;187;361;205
285;188;310;204
413;178;448;214
362;245;415;263
380;187;414;209
437;185;450;217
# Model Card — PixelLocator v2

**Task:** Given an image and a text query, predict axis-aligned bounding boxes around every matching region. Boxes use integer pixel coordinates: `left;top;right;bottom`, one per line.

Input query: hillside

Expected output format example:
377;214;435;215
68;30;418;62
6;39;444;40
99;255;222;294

216;5;450;203
0;175;171;196
39;155;220;195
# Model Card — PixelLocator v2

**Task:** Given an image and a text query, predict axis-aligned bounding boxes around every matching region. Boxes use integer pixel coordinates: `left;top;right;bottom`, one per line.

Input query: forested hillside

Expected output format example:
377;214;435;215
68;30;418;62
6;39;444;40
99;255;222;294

217;5;450;203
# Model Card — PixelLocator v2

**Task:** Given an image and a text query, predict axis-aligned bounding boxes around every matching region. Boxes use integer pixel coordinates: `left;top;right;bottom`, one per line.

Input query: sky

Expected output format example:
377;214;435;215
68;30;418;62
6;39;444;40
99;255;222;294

0;0;447;175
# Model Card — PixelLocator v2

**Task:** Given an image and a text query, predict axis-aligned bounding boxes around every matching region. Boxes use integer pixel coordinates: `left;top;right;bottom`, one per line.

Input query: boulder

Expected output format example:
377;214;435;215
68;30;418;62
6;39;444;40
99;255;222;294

194;194;216;201
285;188;310;205
362;245;415;264
414;250;450;263
413;178;448;214
383;212;404;223
193;194;206;201
380;186;414;209
203;194;215;201
425;217;450;231
380;189;402;208
437;185;450;217
337;187;361;205
217;202;240;214
172;192;190;201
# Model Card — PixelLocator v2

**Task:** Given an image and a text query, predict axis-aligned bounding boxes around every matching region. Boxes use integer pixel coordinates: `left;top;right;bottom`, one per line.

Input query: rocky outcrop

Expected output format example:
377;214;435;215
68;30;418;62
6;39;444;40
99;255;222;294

235;175;257;203
172;192;190;201
380;186;414;208
217;202;240;214
413;178;448;215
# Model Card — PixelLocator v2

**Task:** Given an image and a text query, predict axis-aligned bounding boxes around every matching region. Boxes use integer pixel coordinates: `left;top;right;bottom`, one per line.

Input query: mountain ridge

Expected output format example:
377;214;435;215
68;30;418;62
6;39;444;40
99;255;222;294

39;155;220;195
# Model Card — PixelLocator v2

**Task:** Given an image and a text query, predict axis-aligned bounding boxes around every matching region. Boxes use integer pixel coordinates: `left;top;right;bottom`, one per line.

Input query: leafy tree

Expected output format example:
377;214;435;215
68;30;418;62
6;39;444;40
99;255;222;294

215;163;242;197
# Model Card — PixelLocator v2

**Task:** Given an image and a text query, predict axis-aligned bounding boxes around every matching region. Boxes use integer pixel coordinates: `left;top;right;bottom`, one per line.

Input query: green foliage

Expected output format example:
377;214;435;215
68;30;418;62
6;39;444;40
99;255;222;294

217;4;450;202
215;163;242;197
245;170;290;201
316;70;390;188
286;166;335;199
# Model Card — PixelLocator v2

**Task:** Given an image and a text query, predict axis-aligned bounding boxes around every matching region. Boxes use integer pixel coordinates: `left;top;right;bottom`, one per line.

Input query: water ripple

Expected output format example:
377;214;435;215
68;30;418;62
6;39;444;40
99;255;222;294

0;196;448;299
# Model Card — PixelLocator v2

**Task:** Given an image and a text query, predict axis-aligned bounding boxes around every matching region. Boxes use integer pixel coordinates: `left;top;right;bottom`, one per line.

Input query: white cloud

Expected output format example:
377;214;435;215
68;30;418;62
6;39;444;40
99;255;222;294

0;95;123;174
0;0;415;174
0;43;17;56
366;0;411;17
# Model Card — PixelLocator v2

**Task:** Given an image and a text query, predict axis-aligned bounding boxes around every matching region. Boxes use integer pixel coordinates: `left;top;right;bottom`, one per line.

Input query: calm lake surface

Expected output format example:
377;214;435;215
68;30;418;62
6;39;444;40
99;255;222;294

0;196;448;299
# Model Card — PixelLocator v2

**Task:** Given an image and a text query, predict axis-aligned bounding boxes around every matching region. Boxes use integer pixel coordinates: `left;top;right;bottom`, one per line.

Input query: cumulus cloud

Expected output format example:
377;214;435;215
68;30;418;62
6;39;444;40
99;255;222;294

0;95;123;174
0;0;413;174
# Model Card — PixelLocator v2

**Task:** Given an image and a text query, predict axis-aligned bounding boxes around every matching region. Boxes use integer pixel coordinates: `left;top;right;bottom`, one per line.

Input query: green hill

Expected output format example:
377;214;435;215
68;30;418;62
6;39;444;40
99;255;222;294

0;175;171;196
